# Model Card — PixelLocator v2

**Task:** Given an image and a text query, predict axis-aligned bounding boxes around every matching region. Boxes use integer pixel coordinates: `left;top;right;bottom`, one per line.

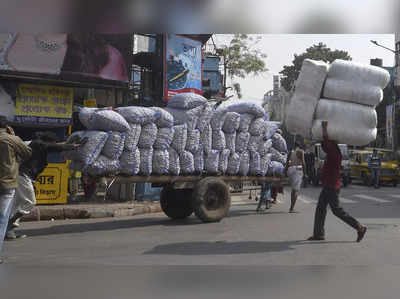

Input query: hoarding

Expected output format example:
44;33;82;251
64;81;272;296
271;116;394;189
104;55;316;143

0;34;131;86
164;34;202;100
35;163;69;205
14;84;73;125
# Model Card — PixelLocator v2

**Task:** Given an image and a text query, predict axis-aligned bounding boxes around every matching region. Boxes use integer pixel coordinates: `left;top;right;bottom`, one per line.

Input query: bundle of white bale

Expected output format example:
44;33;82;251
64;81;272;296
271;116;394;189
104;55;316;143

65;93;288;177
286;59;390;146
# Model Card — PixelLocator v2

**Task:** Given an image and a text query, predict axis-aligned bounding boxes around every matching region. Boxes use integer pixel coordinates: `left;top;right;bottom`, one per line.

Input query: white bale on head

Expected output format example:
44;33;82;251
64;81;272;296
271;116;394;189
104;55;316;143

294;59;329;98
311;99;377;146
327;59;390;89
323;78;384;107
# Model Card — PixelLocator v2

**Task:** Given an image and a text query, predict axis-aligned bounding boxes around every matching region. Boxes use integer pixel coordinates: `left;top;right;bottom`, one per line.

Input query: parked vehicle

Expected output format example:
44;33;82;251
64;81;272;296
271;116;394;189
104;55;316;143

349;149;399;187
309;143;351;187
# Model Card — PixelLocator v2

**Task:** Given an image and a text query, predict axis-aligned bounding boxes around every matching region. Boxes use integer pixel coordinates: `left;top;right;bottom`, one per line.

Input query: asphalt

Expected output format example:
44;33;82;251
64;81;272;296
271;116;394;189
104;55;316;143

2;183;400;299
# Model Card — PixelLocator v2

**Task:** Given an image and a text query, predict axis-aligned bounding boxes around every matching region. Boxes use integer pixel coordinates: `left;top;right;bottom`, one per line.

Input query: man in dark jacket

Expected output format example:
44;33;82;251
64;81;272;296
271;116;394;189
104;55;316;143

308;121;367;242
0;116;32;263
6;131;83;240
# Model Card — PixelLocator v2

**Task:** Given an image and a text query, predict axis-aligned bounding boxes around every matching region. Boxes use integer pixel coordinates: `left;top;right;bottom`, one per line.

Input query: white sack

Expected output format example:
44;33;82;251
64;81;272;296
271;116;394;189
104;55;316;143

196;104;214;132
225;102;265;118
259;139;273;156
152;149;169;175
236;132;250;153
225;132;236;153
271;133;288;153
210;107;228;130
200;124;212;154
260;154;272;176
264;121;280;139
115;106;159;125
194;148;205;174
64;131;108;167
222;112;241;134
219;149;231;174
323;78;383;107
328;59;390;89
212;130;226;151
86;155;120;176
180;151;195;174
286;59;329;138
268;161;285;177
102;132;125;160
249;117;265;136
150;107;174;128
226;153;241;175
167;92;207;109
124;124;141;151
89;109;130;132
168;148;180;176
311;99;377;146
248;135;263;152
120;149;140;176
171;124;188;154
154;127;175;150
138;123;158;148
238;151;250;176
139;148;153;176
205;150;220;174
249;151;262;176
164;106;203;130
270;147;288;165
238;113;254;132
78;107;98;129
294;59;329;98
186;129;201;153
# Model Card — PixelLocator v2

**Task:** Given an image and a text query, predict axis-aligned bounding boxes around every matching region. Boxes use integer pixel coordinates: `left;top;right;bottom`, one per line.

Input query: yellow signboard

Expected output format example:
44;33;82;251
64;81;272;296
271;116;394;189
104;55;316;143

84;98;97;108
35;163;69;205
15;84;73;125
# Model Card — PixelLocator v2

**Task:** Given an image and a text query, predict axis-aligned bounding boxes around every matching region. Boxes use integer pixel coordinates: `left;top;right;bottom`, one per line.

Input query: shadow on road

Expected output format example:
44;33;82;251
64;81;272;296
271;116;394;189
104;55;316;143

144;240;301;255
18;217;204;237
143;239;355;255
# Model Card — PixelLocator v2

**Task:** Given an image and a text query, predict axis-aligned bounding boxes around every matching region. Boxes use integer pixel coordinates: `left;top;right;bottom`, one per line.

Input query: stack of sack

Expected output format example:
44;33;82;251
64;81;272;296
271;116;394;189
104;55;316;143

286;59;390;146
66;93;289;177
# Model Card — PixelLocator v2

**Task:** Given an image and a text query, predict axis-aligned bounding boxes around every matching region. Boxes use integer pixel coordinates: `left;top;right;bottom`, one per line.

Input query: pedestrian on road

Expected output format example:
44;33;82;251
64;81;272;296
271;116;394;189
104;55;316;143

285;142;306;213
0;116;32;263
271;184;283;204
6;131;84;240
256;182;272;212
308;121;367;242
367;149;382;189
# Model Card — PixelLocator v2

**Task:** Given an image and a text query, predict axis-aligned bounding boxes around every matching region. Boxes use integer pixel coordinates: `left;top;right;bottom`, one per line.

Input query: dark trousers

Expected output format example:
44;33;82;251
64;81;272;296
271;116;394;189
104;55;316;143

313;187;360;237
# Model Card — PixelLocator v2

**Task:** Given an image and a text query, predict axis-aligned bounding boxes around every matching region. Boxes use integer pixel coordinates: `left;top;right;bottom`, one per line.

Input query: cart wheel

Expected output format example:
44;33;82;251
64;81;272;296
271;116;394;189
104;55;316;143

193;177;231;223
160;187;194;220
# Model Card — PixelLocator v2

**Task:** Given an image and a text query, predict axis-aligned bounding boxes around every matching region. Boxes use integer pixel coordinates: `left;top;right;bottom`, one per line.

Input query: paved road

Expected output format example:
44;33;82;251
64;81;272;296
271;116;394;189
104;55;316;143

1;183;400;298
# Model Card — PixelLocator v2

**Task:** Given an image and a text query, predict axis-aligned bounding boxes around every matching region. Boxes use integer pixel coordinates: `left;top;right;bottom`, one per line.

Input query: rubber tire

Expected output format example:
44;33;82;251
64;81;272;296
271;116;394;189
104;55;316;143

160;187;194;220
193;177;231;223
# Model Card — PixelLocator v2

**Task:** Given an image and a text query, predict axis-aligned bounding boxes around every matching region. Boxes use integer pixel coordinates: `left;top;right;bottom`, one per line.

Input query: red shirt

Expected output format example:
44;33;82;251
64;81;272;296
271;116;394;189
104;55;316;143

322;136;342;190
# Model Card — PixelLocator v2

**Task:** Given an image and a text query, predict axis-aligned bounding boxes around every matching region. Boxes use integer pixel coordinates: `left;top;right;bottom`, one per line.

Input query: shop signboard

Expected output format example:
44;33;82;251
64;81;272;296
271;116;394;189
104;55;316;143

35;163;69;205
0;34;131;86
14;84;73;125
164;34;202;100
84;98;97;107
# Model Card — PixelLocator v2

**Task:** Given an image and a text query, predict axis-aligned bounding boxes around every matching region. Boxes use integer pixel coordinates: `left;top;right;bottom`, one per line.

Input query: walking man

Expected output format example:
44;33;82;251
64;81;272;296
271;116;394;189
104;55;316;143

308;121;367;242
0;116;31;263
6;131;84;240
285;142;306;213
367;149;382;189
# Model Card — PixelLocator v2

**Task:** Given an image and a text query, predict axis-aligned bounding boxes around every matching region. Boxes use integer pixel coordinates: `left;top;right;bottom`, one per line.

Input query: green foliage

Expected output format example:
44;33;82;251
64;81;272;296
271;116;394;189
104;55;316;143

219;34;267;98
280;42;352;91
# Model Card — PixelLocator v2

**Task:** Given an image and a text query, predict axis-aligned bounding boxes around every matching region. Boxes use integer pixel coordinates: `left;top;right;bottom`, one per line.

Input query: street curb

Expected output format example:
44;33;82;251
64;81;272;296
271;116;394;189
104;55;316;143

21;204;162;222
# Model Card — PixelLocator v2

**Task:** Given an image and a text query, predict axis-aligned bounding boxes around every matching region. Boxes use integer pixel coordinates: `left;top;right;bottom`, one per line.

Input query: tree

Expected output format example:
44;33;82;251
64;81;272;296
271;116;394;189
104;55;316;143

218;34;267;99
280;43;352;92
